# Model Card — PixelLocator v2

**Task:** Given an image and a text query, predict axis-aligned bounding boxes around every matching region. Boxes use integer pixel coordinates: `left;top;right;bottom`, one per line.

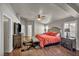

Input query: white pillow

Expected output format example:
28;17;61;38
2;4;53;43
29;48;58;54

56;33;60;37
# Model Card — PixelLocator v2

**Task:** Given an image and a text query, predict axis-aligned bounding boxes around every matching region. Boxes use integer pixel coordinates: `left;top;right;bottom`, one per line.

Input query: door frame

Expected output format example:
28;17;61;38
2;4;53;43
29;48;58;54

2;13;13;54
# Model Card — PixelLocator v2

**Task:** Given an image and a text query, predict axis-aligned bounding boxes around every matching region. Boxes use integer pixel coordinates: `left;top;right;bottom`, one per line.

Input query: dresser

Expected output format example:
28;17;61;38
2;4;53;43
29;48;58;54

61;38;76;51
13;34;22;49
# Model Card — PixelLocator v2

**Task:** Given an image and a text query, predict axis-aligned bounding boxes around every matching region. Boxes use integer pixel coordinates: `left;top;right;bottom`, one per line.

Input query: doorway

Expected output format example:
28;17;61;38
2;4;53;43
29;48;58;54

27;25;32;36
3;15;11;54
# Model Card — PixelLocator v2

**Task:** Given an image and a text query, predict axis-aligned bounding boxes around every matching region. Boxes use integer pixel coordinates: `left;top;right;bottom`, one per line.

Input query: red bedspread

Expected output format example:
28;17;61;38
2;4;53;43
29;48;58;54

36;34;61;48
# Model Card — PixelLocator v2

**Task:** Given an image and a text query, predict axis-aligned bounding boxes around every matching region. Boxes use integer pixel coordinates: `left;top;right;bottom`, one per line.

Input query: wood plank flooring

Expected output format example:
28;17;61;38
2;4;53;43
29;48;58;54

4;45;79;56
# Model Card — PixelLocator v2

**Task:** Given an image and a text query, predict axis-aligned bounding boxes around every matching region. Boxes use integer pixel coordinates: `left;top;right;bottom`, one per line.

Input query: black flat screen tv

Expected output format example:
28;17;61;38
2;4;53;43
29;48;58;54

18;23;21;32
14;23;21;34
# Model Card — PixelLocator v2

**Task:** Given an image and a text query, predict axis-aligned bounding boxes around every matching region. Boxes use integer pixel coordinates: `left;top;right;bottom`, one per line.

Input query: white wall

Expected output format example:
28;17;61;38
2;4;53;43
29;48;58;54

20;19;34;36
20;19;27;36
20;19;45;36
25;21;34;36
49;17;76;37
48;16;79;50
3;16;12;53
34;21;44;35
0;3;20;54
76;19;79;50
0;11;4;56
0;4;20;23
21;24;26;36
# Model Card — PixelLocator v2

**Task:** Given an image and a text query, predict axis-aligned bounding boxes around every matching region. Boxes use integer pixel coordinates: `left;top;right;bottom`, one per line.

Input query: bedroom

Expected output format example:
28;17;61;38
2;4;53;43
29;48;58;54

0;3;79;56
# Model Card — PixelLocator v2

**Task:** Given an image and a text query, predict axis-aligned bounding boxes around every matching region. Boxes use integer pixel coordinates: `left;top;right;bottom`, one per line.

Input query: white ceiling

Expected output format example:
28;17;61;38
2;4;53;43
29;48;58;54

11;3;79;24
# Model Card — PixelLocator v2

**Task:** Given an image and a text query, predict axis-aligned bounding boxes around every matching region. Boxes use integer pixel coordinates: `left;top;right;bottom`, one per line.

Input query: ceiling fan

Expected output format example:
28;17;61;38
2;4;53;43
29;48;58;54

37;14;45;20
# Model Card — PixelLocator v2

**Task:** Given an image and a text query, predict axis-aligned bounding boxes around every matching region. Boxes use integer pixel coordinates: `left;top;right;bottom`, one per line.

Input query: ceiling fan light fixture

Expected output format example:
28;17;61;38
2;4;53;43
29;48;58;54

37;14;45;21
38;14;40;18
37;18;41;20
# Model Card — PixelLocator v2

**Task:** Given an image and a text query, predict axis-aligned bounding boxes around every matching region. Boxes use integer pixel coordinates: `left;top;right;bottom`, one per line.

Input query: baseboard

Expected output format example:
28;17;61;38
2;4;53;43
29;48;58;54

76;48;79;50
0;52;4;56
4;48;13;54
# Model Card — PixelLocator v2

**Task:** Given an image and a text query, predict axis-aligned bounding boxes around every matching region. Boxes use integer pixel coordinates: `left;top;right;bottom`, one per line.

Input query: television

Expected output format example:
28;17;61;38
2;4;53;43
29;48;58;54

18;23;21;32
14;23;21;34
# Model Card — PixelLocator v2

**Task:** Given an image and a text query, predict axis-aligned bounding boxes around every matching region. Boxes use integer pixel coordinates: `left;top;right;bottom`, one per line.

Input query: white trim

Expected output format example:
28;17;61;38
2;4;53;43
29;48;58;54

2;13;13;54
0;11;4;56
76;48;79;50
4;48;13;53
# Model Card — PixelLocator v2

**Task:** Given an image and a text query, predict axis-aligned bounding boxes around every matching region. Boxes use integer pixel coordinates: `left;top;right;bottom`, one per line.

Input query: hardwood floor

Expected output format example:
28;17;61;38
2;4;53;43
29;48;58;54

4;45;79;56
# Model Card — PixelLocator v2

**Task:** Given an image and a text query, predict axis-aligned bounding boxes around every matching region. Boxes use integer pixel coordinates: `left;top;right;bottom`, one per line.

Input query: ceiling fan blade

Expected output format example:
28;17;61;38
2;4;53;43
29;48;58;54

38;14;40;18
37;14;45;20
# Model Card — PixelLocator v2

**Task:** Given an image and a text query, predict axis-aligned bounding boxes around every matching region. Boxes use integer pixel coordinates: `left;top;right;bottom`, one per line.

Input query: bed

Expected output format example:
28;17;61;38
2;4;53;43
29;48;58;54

32;27;61;48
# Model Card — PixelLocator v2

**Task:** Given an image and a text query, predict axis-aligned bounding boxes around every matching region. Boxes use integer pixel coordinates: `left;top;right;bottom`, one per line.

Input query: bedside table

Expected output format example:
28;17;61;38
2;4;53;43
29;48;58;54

61;38;76;51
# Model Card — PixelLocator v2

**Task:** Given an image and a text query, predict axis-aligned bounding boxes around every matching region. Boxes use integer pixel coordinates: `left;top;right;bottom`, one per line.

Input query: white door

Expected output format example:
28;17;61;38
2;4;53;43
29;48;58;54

27;25;32;36
3;16;11;53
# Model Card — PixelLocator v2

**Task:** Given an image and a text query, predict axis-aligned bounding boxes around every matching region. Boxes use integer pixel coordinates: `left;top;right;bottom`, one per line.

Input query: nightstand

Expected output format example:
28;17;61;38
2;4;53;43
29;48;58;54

61;38;76;51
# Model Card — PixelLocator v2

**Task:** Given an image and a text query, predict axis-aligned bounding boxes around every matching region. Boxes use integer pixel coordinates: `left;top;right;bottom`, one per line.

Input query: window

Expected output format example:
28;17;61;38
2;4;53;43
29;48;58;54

64;23;69;38
70;23;76;38
64;22;76;38
21;24;26;35
44;25;48;33
45;25;48;32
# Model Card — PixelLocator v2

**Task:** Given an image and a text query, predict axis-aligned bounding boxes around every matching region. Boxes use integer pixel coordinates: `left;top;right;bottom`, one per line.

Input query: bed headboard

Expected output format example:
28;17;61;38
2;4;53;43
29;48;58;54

48;27;61;33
